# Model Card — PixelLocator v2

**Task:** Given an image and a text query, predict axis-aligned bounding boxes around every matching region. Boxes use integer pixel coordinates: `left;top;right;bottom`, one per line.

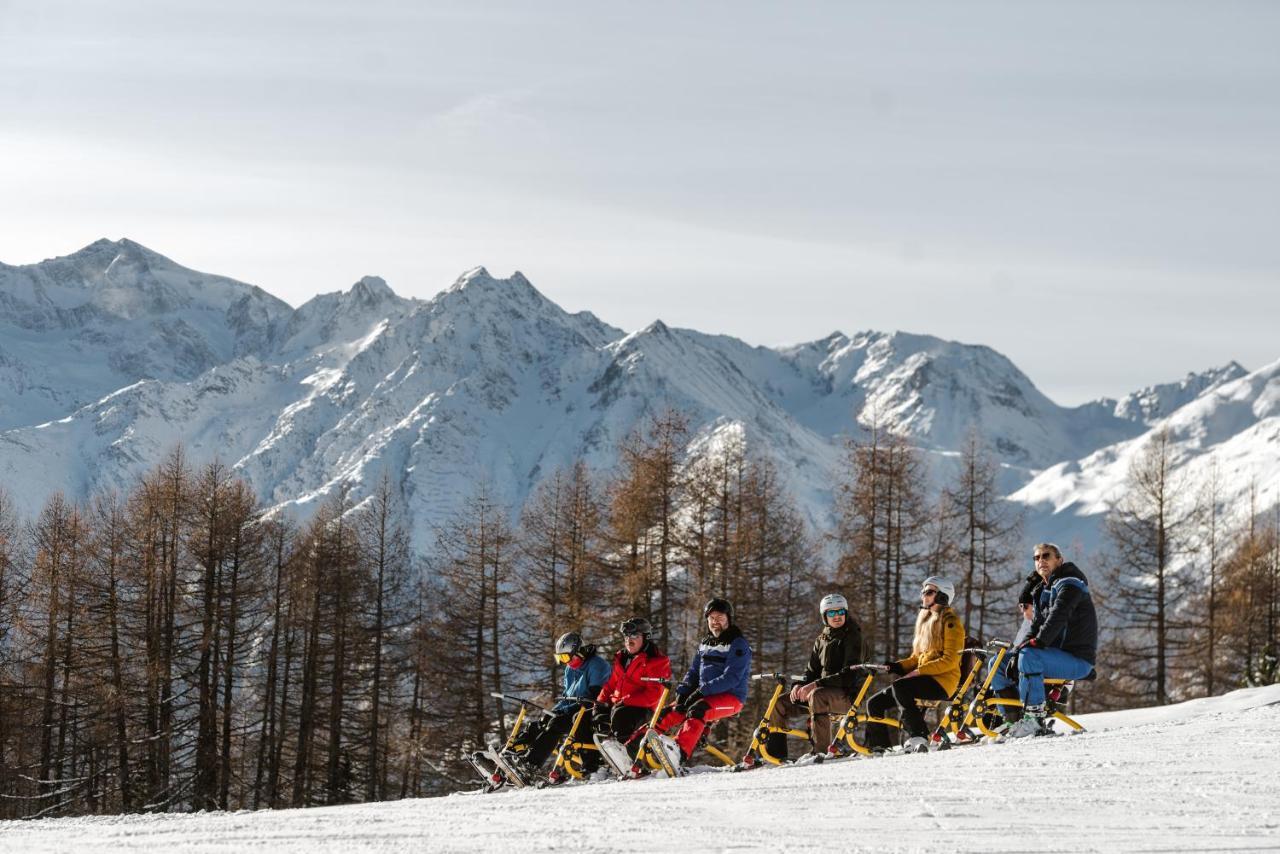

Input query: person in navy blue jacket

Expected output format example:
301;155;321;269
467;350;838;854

516;631;611;773
657;598;752;763
1004;543;1098;738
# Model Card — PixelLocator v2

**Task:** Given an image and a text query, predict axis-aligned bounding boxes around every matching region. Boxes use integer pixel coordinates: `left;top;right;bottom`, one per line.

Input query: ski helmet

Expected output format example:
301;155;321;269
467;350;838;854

703;597;733;620
921;576;955;606
554;631;583;657
620;617;652;638
819;593;848;621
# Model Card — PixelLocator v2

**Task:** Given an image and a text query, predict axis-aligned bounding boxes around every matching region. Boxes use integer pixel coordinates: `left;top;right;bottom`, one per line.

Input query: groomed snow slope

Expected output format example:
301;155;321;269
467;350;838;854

4;686;1278;853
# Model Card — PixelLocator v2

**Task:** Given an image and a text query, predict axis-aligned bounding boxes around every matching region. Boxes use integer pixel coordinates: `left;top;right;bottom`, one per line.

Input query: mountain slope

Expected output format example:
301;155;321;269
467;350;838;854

1;240;1276;562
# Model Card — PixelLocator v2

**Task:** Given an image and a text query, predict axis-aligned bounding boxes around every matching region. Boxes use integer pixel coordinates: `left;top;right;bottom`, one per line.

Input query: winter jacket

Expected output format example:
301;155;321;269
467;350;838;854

677;624;752;703
1028;562;1098;665
800;619;865;694
896;605;966;696
552;646;611;714
597;642;672;709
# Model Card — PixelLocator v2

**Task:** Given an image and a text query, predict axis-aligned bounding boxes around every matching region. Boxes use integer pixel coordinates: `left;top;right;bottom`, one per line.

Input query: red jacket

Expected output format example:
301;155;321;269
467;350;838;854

597;643;672;708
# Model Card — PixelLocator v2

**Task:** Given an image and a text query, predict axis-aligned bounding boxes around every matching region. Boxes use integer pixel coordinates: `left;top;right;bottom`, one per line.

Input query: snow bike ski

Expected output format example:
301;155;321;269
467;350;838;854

473;692;548;791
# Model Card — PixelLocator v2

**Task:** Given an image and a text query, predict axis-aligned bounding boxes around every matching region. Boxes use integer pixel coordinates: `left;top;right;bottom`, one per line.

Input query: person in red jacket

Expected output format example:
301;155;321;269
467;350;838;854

594;618;671;752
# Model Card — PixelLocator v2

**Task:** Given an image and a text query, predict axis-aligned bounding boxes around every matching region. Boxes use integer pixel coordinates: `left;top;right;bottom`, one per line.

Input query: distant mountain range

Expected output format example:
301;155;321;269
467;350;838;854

2;239;1275;560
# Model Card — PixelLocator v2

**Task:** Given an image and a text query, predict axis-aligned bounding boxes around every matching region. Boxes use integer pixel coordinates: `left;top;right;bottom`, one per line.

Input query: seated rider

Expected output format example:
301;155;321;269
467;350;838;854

1004;543;1098;738
767;592;864;759
594;617;672;754
658;598;751;766
512;631;611;775
865;577;965;753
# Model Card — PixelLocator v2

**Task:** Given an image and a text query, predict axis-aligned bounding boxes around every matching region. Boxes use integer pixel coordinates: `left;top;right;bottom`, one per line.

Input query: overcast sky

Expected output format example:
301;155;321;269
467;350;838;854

2;1;1277;404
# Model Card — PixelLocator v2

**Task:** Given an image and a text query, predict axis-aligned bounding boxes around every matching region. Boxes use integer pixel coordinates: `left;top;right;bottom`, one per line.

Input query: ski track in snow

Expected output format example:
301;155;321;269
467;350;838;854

4;686;1279;853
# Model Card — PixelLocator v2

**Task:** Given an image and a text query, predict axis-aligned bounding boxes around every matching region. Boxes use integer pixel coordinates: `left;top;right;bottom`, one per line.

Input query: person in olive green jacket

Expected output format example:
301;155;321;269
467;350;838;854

767;593;864;759
864;577;965;753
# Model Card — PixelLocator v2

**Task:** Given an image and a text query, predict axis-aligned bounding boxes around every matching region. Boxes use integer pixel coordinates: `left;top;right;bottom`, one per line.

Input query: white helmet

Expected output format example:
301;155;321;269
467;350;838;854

819;593;848;621
921;576;955;605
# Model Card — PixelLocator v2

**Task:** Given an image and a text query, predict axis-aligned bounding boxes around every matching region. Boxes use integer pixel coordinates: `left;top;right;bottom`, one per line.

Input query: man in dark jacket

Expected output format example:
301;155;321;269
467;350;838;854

657;598;751;764
1005;542;1098;738
767;593;864;758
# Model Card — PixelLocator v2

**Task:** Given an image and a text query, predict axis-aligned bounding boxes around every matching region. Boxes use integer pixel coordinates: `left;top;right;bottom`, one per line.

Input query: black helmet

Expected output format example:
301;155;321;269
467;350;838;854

620;617;652;637
703;597;733;620
554;631;582;656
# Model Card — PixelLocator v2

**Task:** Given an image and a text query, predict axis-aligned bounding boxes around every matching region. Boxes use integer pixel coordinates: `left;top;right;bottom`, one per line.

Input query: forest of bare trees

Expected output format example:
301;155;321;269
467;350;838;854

1;414;1276;820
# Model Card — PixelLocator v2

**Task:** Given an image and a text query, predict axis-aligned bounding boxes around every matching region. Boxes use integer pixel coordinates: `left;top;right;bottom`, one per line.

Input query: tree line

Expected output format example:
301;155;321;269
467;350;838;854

0;414;1275;818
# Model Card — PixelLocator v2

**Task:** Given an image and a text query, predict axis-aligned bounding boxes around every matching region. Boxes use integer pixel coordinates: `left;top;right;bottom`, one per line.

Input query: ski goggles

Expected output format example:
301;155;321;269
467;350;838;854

555;652;572;665
823;608;847;619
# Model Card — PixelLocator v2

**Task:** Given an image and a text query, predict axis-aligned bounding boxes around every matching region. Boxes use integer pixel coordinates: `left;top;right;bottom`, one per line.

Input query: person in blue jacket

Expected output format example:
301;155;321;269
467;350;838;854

657;598;752;764
1004;543;1098;738
515;631;611;774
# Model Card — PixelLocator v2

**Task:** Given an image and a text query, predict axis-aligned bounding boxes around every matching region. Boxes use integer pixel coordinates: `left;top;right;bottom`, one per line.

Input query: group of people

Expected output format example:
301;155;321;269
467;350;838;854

494;541;1099;783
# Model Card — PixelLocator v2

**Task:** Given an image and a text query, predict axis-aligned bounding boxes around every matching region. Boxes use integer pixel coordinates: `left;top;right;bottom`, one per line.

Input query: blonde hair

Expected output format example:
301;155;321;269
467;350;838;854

910;607;947;657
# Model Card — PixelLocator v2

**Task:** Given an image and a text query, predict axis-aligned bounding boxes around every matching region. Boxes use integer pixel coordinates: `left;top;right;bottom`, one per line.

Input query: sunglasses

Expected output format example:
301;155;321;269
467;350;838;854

823;609;847;618
921;588;938;597
1034;553;1055;562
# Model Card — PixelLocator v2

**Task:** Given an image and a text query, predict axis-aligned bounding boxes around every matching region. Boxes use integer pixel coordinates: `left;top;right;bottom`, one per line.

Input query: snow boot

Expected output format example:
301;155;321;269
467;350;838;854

903;736;929;754
1004;706;1049;738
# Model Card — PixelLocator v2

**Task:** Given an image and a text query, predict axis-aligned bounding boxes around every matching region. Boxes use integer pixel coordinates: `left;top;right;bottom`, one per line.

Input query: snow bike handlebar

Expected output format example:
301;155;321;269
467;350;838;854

640;677;673;686
489;692;549;712
847;663;890;674
751;673;809;684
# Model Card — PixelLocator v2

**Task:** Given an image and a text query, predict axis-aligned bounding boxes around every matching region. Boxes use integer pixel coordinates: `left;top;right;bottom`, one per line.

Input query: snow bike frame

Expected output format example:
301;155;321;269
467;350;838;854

828;646;994;756
489;691;547;757
739;673;814;767
959;641;1088;737
543;698;603;784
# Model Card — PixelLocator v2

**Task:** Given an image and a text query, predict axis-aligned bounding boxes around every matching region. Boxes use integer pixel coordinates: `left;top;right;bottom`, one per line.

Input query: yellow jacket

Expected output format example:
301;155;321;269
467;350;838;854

896;605;966;696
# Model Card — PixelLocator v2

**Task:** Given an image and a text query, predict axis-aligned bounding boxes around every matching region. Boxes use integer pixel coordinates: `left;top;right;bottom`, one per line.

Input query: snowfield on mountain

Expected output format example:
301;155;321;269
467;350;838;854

4;685;1277;853
3;240;1278;559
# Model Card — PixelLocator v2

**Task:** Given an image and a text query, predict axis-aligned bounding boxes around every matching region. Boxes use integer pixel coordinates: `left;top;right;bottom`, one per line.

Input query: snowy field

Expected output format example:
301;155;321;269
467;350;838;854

4;685;1279;854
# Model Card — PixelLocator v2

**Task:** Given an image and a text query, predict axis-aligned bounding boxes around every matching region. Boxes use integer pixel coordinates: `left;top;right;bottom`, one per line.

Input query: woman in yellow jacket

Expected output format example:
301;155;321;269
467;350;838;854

864;576;965;753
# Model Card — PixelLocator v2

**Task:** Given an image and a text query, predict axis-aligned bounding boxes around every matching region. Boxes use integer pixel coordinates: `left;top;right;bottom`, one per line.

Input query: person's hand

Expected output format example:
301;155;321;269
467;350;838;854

676;690;700;714
793;681;818;703
904;670;920;678
1017;636;1040;651
1019;603;1034;620
885;661;906;676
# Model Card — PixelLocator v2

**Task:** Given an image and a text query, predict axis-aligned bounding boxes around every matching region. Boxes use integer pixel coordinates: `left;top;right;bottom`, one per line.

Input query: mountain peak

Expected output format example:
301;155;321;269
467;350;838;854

348;275;397;305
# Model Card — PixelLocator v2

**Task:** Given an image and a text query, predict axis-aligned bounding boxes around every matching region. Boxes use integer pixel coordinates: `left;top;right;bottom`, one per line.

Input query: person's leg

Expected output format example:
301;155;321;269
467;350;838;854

766;694;805;760
673;693;743;760
864;685;899;750
523;712;573;767
1021;646;1093;705
610;705;651;747
807;687;849;751
891;676;950;738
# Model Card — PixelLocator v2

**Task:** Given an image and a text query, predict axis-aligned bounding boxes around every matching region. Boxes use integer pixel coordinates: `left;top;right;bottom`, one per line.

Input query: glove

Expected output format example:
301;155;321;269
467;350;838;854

675;690;701;713
885;661;906;677
1017;636;1040;651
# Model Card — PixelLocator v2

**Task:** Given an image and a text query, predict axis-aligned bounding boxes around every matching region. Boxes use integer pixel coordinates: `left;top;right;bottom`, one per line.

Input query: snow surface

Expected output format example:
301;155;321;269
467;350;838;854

4;686;1278;853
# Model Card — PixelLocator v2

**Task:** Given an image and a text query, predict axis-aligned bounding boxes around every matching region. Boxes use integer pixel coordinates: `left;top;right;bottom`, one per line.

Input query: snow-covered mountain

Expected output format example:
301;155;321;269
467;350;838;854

0;239;291;430
1;239;1275;559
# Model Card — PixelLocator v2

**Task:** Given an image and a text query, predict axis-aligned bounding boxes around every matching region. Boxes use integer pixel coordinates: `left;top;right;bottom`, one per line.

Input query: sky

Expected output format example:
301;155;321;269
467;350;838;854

2;0;1277;405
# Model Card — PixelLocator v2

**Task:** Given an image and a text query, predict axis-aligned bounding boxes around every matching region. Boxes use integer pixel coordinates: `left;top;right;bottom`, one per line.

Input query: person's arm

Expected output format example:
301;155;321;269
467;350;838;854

597;661;619;704
676;651;701;697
